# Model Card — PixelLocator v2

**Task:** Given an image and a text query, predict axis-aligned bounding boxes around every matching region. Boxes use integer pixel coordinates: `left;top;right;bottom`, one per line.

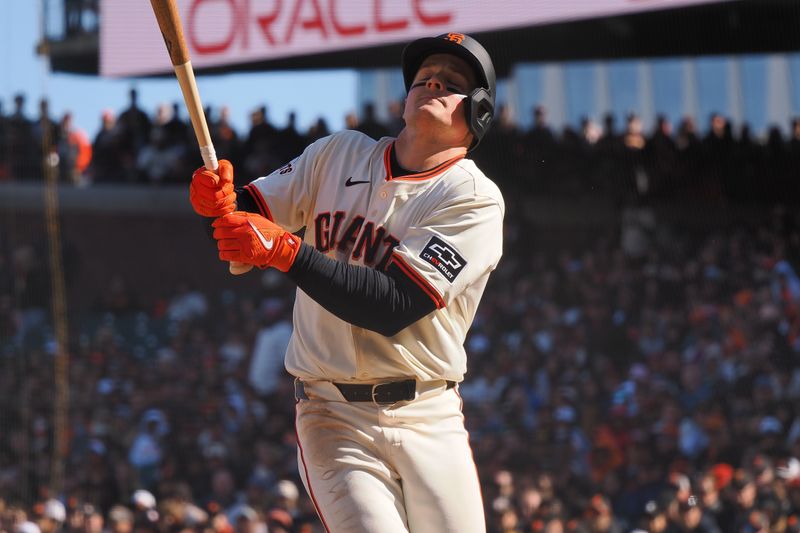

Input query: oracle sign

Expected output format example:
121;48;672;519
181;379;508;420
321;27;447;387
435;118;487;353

101;0;730;77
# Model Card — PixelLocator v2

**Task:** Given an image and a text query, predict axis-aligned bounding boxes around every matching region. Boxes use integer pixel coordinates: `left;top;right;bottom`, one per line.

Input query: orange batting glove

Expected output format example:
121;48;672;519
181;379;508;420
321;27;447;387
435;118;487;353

212;212;302;272
190;159;237;217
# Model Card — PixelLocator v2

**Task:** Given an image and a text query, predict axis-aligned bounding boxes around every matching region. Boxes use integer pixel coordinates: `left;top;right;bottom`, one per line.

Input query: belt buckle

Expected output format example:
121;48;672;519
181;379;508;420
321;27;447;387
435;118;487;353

371;381;393;406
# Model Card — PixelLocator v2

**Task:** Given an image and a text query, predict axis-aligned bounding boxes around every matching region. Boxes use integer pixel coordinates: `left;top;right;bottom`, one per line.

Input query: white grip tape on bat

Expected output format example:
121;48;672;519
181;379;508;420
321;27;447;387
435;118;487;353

200;145;218;173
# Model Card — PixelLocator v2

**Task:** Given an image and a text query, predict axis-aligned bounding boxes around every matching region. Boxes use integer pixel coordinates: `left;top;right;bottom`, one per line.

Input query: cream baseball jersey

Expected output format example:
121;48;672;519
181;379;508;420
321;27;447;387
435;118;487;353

244;130;504;382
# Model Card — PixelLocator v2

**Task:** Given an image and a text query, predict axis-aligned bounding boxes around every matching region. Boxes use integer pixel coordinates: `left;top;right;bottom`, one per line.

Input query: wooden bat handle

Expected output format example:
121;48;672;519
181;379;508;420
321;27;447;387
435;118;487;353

150;0;251;275
173;64;218;171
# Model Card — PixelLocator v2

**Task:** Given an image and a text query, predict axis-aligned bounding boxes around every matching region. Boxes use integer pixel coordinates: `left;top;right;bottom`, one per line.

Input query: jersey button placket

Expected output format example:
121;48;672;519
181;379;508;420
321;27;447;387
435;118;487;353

371;188;389;218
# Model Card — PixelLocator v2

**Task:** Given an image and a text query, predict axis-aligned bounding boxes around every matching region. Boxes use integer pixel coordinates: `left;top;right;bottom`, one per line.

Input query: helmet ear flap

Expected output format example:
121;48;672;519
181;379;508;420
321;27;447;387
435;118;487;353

465;88;494;150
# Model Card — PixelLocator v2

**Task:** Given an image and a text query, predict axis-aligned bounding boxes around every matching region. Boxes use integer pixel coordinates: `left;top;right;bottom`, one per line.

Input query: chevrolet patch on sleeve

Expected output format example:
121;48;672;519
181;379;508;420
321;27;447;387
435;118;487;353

420;236;467;283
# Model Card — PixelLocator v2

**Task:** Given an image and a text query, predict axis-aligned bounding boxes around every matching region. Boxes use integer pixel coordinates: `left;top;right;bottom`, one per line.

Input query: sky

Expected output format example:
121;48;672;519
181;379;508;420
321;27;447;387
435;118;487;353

0;0;358;140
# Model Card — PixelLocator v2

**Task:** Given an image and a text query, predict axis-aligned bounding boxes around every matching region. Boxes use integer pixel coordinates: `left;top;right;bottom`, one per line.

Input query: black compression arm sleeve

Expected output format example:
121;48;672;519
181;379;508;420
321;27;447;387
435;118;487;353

286;243;438;336
234;187;260;214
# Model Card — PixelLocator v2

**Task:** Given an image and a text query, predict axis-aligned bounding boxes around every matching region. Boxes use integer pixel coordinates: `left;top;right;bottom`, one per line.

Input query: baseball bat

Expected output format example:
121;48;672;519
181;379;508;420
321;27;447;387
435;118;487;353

149;0;252;275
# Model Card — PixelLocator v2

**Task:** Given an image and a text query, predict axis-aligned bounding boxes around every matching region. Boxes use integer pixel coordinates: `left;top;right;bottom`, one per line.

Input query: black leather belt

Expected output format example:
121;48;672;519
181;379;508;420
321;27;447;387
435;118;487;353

296;379;456;405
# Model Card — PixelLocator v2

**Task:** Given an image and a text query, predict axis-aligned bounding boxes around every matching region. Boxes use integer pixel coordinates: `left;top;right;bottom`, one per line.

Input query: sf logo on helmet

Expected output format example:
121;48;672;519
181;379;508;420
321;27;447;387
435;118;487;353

444;33;465;44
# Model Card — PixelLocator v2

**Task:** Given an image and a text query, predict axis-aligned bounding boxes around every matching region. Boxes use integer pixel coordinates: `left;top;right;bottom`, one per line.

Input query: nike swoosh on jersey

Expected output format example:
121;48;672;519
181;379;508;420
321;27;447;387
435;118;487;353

345;176;370;187
247;219;274;250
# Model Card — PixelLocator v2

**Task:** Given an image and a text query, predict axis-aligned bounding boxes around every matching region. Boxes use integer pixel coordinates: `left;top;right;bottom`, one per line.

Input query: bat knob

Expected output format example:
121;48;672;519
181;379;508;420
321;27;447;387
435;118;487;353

229;262;254;275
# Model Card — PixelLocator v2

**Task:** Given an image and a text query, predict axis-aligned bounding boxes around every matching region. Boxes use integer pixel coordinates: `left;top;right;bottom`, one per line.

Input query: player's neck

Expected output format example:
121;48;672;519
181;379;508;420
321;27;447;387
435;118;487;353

394;130;468;171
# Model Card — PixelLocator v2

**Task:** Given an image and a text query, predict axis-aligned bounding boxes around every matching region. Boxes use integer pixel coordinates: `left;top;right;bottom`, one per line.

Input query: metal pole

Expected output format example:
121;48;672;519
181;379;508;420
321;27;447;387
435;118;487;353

38;0;70;498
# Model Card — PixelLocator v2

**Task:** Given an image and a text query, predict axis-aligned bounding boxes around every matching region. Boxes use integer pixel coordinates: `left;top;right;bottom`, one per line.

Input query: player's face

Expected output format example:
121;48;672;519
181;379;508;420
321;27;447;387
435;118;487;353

404;54;477;144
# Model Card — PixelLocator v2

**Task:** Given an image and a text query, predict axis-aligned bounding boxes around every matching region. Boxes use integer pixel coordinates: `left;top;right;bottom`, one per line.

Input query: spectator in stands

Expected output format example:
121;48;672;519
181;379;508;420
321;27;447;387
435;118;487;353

58;112;92;185
136;104;187;184
585;493;624;533
242;106;282;180
165;283;208;322
10;243;49;345
583;116;603;146
306;116;330;142
248;299;292;397
647;114;677;195
672;114;701;187
733;122;761;196
386;99;405;137
355;102;389;140
675;115;699;153
130;487;158;531
90;110;125;183
82;506;103;533
15;523;41;533
621;113;648;196
163;103;189;147
276;111;305;163
36;500;65;533
526;104;556;153
766;125;789;190
128;413;166;491
474;103;522;188
344;111;359;131
623;113;646;151
31;99;61;178
105;506;133;533
598;113;620;152
243;106;277;153
8;94;34;179
209;106;241;173
228;505;259;533
522;105;557;192
592;112;625;194
117;88;152;177
702;112;733;198
2;504;30;533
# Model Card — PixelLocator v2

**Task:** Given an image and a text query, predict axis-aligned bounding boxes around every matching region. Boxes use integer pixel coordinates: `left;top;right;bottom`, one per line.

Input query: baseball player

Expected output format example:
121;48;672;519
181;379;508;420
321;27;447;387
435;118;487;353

190;33;503;532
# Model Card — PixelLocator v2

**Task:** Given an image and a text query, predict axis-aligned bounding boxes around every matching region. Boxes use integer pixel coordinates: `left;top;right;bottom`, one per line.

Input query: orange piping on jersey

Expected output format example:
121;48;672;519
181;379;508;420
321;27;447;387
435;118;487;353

383;142;465;182
243;184;274;221
295;406;332;533
390;253;446;309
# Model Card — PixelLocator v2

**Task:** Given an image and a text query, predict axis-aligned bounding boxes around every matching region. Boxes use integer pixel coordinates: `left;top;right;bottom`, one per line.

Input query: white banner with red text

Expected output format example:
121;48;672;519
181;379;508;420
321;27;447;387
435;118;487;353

101;0;730;77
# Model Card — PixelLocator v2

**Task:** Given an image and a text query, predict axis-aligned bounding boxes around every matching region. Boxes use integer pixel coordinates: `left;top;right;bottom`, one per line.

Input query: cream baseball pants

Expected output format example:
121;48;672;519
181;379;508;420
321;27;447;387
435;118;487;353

294;379;486;533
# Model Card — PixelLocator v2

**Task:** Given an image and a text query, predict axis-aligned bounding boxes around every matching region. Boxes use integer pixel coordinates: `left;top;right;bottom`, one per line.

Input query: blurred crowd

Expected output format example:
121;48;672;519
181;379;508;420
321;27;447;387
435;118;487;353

3;181;800;532
1;89;799;204
0;94;92;185
474;105;800;204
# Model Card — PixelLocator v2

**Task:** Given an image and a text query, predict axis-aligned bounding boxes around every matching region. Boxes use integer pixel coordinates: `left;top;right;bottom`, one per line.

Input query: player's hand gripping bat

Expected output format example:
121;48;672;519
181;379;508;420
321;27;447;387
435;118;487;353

149;0;253;275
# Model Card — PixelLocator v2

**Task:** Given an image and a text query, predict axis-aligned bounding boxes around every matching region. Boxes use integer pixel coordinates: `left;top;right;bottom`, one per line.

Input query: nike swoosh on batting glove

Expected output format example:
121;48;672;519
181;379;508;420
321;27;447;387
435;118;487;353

190;159;237;217
212;211;302;272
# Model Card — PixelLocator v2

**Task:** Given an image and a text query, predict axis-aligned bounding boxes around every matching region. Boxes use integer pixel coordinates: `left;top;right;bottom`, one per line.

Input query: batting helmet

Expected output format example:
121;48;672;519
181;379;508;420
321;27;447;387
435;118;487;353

401;32;496;150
